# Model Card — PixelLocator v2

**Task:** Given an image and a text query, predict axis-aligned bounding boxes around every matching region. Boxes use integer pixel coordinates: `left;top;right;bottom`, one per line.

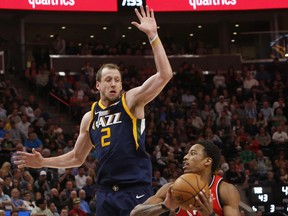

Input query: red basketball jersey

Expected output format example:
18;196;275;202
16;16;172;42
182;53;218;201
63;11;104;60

176;175;223;216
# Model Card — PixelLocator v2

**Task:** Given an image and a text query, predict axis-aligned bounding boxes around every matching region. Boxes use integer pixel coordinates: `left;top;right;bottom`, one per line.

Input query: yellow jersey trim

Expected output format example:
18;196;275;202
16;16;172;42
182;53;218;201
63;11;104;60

121;94;139;150
98;99;106;109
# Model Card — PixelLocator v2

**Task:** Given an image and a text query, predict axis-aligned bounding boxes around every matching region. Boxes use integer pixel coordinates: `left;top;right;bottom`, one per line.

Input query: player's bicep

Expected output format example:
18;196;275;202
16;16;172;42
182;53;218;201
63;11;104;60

73;112;94;161
220;182;241;216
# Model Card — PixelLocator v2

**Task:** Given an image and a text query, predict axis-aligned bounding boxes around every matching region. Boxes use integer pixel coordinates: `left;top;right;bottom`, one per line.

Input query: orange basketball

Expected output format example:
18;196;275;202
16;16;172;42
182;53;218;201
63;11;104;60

171;173;210;210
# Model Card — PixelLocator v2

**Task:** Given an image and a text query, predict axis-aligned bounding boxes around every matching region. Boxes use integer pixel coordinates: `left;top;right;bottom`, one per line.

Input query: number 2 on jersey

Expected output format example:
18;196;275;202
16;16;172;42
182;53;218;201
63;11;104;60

101;128;111;147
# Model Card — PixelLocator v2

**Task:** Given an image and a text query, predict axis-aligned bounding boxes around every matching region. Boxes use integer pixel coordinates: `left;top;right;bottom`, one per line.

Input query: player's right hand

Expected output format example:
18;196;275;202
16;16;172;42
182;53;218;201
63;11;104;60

13;148;43;169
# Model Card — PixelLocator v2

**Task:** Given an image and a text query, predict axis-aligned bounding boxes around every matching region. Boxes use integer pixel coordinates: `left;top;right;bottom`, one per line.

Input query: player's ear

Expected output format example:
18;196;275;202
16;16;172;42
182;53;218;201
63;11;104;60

96;82;100;90
205;157;212;166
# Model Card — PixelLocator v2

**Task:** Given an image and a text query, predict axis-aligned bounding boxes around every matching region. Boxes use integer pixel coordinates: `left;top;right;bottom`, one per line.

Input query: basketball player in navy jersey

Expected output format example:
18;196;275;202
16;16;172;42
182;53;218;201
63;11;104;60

13;5;173;216
130;141;241;216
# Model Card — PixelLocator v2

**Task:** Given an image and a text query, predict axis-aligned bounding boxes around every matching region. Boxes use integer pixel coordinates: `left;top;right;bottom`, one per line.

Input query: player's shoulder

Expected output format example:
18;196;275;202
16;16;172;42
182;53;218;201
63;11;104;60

81;111;92;125
219;180;240;203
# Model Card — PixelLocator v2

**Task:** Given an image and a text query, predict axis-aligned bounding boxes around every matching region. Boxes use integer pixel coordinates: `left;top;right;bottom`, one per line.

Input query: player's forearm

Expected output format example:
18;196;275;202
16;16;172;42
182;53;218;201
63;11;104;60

42;150;83;168
130;203;170;216
150;34;173;82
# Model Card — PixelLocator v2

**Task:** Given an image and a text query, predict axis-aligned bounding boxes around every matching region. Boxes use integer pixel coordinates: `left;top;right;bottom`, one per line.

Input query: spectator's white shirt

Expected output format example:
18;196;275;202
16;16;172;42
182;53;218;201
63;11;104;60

272;131;288;143
243;78;259;90
75;174;87;189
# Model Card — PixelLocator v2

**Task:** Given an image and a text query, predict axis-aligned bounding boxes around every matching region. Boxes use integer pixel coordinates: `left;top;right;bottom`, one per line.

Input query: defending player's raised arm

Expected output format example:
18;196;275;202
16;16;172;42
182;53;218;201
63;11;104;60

13;111;94;169
129;5;173;107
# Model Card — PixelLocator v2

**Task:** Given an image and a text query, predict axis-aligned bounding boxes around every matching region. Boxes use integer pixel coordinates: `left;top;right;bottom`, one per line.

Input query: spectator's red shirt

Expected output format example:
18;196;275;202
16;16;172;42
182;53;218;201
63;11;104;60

69;208;87;216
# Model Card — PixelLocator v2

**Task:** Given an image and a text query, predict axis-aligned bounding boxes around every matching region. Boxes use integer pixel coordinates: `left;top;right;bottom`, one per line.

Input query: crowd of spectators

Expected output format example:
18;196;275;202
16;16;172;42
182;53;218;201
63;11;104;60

1;55;288;215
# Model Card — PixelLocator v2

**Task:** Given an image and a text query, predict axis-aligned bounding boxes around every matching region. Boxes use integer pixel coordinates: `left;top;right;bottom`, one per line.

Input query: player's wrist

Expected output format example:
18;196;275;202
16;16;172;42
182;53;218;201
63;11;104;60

149;33;160;48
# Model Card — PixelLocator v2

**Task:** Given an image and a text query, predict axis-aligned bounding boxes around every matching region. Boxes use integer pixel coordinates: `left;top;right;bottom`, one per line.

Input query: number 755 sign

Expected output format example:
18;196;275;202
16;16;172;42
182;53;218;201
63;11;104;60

122;0;143;7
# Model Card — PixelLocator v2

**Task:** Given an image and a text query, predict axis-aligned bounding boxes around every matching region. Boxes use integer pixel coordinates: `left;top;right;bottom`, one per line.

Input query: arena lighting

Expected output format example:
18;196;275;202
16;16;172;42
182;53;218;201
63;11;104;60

58;71;65;76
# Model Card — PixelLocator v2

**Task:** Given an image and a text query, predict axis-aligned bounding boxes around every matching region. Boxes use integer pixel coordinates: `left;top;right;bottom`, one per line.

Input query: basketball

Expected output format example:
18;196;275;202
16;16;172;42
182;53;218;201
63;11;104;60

171;173;210;210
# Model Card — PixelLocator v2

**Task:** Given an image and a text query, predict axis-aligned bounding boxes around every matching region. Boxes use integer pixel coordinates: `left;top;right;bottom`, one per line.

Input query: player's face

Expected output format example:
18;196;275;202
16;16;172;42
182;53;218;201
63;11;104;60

97;68;122;104
182;144;208;174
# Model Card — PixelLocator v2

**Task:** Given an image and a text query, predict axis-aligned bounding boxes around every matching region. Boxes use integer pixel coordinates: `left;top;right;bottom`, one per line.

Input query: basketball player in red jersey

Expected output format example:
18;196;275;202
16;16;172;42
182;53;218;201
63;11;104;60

130;140;240;216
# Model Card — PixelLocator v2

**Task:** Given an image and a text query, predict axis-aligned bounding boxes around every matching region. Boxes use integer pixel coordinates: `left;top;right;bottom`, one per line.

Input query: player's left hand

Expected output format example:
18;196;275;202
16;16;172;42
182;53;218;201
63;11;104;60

189;189;214;216
131;5;157;40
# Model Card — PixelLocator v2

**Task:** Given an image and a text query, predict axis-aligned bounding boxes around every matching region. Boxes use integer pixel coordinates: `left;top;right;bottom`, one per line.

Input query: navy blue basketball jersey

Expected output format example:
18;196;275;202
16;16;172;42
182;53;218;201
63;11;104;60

89;94;152;187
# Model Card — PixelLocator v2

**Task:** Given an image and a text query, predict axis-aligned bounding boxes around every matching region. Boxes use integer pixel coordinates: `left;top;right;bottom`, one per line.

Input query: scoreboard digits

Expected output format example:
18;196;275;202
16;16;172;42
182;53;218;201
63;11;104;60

249;184;288;213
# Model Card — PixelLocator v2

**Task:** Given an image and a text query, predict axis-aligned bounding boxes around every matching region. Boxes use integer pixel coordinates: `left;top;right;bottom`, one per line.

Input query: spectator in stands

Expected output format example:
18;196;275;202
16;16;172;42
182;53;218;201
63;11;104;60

224;160;246;185
255;111;268;129
60;179;75;201
9;120;23;142
33;170;50;198
60;208;69;216
274;150;288;170
201;104;216;123
243;70;259;95
181;89;196;107
271;108;287;131
62;190;77;211
215;95;228;115
22;191;35;211
272;125;288;152
240;142;256;168
31;197;53;216
244;98;257;120
75;166;87;189
20;100;35;120
255;64;270;83
69;198;87;216
24;132;43;153
213;70;226;89
2;175;12;196
260;100;273;121
10;188;27;211
152;170;168;188
78;189;91;215
20;171;34;190
82;176;96;203
0;184;12;211
272;97;285;112
49;188;63;212
1;131;16;162
35;64;50;95
254;149;273;181
49;202;60;216
16;114;30;140
255;126;271;156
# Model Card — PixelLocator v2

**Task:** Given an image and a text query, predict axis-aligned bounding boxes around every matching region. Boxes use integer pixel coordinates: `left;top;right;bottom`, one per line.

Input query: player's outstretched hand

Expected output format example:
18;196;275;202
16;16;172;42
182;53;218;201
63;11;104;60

13;148;43;169
131;5;157;39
